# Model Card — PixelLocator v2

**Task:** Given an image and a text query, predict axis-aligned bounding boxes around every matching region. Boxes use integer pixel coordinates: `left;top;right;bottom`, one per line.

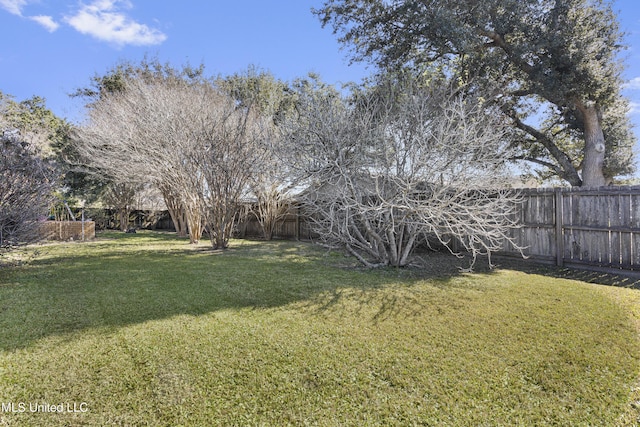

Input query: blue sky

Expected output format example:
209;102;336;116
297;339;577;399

0;0;371;121
1;0;639;136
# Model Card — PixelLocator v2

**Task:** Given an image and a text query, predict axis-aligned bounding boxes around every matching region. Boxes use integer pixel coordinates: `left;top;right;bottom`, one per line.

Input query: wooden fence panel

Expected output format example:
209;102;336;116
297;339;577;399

499;186;640;274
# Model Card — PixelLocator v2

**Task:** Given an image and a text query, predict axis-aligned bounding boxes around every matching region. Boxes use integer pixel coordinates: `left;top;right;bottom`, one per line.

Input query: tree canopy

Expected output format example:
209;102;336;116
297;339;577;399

315;0;636;186
0;91;69;158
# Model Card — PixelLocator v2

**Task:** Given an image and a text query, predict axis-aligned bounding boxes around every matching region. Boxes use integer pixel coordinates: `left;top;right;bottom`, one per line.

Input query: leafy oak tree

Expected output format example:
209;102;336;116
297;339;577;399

315;0;635;186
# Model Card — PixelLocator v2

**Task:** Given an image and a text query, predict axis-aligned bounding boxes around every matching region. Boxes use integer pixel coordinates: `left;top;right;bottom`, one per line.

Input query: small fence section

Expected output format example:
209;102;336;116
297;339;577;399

39;221;96;241
237;206;316;241
500;186;640;274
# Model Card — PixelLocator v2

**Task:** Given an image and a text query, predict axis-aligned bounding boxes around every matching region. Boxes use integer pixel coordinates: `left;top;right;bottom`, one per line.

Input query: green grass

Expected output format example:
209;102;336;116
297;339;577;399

0;231;639;426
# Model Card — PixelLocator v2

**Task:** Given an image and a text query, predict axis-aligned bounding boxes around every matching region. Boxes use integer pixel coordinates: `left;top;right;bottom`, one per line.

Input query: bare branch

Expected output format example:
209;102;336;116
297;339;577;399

73;74;267;248
282;80;524;269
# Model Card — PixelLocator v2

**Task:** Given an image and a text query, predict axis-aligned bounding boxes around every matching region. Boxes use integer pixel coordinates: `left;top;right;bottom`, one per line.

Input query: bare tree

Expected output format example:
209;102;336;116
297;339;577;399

74;70;267;248
158;184;188;237
217;67;296;241
249;179;292;240
101;181;140;231
191;93;270;249
0;131;56;253
283;80;523;269
244;133;293;241
74;76;207;243
0;91;64;254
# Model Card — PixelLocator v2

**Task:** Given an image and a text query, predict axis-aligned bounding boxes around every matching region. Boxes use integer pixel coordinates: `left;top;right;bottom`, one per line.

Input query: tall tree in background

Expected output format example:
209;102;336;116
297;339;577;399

217;66;296;126
0;92;70;156
316;0;635;186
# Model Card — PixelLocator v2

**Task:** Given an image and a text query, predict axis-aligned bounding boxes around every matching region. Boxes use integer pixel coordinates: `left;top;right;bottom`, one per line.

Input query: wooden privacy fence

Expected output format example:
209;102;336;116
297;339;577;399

499;186;640;274
237;206;316;241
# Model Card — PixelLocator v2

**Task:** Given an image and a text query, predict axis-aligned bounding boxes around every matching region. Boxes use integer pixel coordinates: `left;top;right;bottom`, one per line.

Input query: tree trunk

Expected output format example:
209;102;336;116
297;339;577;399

577;102;607;187
161;187;188;237
166;201;187;237
118;208;129;231
184;203;202;244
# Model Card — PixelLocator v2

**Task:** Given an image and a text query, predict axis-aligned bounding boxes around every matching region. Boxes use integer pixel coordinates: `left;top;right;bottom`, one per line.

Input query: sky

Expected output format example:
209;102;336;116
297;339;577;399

0;0;372;121
0;0;639;137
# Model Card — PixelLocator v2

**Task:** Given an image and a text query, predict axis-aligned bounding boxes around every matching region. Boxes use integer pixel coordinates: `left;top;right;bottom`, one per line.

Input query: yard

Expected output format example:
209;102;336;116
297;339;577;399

0;231;639;426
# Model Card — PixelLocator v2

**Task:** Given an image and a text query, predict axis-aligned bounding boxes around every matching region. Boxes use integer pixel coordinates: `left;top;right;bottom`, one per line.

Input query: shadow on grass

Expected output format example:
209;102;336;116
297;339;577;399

7;232;635;352
492;255;640;289
0;233;484;351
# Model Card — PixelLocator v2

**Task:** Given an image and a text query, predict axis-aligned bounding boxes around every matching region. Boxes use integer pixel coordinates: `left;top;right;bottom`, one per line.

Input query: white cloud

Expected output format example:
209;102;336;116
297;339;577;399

29;15;59;32
0;0;28;16
1;1;59;32
629;102;640;116
624;77;640;90
64;0;166;46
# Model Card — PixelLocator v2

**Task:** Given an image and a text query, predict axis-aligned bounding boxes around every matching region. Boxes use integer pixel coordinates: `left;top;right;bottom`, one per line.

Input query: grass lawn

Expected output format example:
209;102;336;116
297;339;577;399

0;231;639;426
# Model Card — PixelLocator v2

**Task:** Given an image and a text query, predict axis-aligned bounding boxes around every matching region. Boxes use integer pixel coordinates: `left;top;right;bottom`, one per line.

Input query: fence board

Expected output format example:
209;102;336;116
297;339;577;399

611;230;621;266
633;233;640;266
625;230;634;268
632;193;640;229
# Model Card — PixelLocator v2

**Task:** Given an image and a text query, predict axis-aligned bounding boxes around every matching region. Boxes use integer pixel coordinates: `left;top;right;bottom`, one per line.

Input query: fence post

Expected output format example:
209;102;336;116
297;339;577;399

295;204;300;241
555;188;564;267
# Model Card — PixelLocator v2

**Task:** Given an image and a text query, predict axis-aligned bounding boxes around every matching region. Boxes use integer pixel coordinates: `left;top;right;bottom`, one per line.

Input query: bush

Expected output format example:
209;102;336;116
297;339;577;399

0;133;57;252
